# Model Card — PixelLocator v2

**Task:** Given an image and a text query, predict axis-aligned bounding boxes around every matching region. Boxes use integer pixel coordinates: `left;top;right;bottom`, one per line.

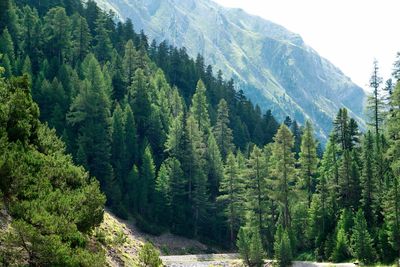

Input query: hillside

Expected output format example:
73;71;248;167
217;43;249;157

94;0;366;139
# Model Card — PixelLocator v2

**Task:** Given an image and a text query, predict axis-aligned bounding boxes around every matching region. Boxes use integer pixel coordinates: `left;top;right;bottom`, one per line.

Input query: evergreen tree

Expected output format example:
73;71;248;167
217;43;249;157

165;113;184;158
368;60;384;137
207;132;224;201
123;39;137;86
360;131;378;225
332;209;352;262
154;161;171;226
124;105;138;176
270;124;296;229
167;157;187;235
67;54;113;196
351;209;376;263
245;146;269;244
339;150;361;210
218;152;244;247
237;227;252;266
190;80;211;134
93;14;112;63
128;68;152;139
214;99;234;159
185;115;209;237
111;104;126;198
0;28;15;68
274;225;293;267
43;7;71;64
71;13;91;63
299;121;318;208
249;229;265;267
139;145;156;220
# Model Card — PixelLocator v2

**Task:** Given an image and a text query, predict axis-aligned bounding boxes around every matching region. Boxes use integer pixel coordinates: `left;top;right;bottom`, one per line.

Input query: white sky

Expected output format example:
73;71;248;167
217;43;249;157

212;0;400;90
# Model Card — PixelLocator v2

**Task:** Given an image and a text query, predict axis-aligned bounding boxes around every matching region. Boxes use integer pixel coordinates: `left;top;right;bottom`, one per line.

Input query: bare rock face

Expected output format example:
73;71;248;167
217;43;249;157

95;0;366;139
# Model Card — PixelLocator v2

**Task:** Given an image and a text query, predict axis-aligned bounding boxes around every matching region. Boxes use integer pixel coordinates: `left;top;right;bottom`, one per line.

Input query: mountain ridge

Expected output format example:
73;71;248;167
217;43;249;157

94;0;366;138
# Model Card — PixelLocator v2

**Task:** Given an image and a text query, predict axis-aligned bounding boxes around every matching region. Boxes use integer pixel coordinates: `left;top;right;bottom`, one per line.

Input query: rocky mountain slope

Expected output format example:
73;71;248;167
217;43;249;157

94;0;366;138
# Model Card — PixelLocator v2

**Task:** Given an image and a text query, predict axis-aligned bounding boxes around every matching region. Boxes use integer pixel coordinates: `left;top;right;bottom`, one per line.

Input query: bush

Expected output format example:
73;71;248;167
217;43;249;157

237;227;264;267
138;242;162;267
274;226;293;267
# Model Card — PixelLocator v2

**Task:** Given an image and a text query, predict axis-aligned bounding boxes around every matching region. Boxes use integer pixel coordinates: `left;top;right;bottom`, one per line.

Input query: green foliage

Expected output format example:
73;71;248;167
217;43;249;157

270;124;296;229
299;121;318;208
274;226;293;267
0;73;106;265
351;209;376;263
237;227;264;267
138;242;162;267
332;210;352;262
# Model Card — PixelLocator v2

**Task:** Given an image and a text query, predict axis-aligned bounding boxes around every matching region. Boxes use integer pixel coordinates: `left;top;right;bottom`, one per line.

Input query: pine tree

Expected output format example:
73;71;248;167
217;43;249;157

43;7;71;64
190;80;211;134
245;146;269;242
274;225;293;267
71;13;91;63
270;124;296;229
124;105;138;176
214;99;234;159
299;121;318;208
384;80;400;257
338;149;361;210
165;113;184;158
332;209;352;262
368;60;384;137
207;133;224;201
67;54;113;196
93;14;112;63
0;28;15;67
351;209;376;263
128;68;152;139
360;131;378;225
167;157;187;235
111;104;126;193
154;161;171;226
123;39;137;86
237;227;252;266
249;229;265;267
139;145;156;220
218;152;244;247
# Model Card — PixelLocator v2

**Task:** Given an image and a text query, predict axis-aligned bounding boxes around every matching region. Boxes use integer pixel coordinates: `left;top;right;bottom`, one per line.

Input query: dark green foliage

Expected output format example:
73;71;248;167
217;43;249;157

351;210;376;263
0;73;106;265
3;0;400;262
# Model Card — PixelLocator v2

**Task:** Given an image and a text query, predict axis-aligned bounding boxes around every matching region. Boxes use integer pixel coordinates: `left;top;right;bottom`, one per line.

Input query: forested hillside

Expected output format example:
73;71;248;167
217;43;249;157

1;0;400;266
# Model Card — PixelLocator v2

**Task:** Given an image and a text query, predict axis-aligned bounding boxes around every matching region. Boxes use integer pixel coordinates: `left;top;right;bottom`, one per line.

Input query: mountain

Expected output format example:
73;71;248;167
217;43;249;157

94;0;366;139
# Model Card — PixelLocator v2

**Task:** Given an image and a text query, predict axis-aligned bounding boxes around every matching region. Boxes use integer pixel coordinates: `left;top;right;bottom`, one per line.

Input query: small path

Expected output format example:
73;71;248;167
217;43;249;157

160;253;241;267
161;254;358;267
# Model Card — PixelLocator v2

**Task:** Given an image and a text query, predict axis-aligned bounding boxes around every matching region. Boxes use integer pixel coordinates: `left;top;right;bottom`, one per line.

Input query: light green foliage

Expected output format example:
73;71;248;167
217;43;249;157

237;227;264;267
190;80;211;134
274;225;293;267
270;124;296;229
138;242;162;267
